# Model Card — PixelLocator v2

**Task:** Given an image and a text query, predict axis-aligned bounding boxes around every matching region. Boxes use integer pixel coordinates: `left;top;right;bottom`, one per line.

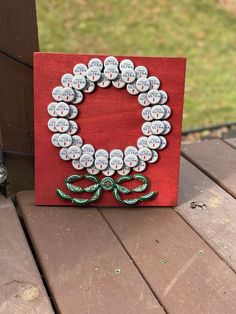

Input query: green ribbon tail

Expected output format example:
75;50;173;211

71;187;102;206
57;186;102;206
113;187;157;205
56;189;72;201
139;191;158;201
72;198;91;206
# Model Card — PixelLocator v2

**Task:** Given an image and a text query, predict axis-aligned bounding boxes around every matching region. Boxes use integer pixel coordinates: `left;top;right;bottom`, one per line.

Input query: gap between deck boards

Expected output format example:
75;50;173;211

181;140;236;199
97;207;169;314
16;207;59;314
173;207;236;274
97;193;236;314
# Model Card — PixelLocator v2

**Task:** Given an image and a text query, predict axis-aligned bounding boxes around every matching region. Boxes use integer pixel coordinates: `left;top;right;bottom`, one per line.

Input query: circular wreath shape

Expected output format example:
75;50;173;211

47;56;172;177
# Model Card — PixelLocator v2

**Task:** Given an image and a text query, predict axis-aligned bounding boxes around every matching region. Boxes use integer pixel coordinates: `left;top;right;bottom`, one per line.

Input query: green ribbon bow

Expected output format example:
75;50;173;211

56;174;157;206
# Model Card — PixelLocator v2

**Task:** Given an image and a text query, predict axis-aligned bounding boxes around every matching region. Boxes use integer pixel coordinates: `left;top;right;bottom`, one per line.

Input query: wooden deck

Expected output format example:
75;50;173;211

0;138;235;314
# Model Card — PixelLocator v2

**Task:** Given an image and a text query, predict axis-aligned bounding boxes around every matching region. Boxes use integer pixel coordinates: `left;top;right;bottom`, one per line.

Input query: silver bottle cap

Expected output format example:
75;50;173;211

109;157;124;170
150;121;165;135
104;65;119;81
112;74;126;89
126;83;139;95
119;59;134;71
133;160;146;172
136;77;150;92
141;122;152;136
79;154;94;168
158;136;168;149
55;102;70;117
104;56;119;67
55;118;70;133
147;135;161;149
61;87;75;102
97;74;111;88
88;58;103;71
124;146;138;156
148;150;159;163
66;120;78;135
72;75;87;90
142;107;153;121
47;102;58;117
51;133;61;147
162;121;171;134
87;165;100;175
110;149;123;159
151;105;165;120
138;93;150;107
73;63;87;76
147;89;161;104
124;154;139;167
162;105;171;119
159;90;168;104
86;67;101;82
138;147;152;161
121;68;136;83
52;86;63;101
117;166;131;175
137;136;148;149
72;135;83;147
81;144;95;155
72;90;83;104
67;105;78;119
102;167;115;176
72;159;84;170
135;65;148;79
83;80;96;93
148;76;160;90
95;149;109;159
67;145;82;159
94;156;109;170
61;73;73;87
59;148;70;161
48;118;58;132
58;133;73;148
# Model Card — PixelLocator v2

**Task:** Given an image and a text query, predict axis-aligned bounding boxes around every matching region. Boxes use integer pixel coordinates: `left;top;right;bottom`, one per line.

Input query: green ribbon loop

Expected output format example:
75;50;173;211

56;174;157;206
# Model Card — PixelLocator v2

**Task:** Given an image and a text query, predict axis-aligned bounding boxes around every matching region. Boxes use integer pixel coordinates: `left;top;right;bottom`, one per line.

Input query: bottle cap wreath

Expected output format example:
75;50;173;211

35;53;186;207
47;56;171;205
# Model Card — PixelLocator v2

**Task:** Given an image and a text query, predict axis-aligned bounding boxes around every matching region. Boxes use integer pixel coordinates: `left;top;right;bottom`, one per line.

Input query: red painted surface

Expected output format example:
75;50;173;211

34;53;186;206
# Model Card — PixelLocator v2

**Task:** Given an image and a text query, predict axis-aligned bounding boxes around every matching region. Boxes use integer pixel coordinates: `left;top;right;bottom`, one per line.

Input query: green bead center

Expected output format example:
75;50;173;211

101;177;115;191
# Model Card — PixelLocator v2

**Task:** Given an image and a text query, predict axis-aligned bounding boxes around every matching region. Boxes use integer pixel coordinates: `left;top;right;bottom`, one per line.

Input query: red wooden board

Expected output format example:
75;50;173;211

34;53;186;206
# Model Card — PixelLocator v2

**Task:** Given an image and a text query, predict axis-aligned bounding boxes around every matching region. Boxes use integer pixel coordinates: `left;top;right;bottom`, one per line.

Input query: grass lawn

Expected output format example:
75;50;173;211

36;0;236;130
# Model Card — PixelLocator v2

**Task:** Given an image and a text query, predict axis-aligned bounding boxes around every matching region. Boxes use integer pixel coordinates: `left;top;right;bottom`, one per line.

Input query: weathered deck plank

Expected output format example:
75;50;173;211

17;191;165;314
224;137;236;149
100;205;236;314
0;196;54;314
182;139;236;198
177;157;236;271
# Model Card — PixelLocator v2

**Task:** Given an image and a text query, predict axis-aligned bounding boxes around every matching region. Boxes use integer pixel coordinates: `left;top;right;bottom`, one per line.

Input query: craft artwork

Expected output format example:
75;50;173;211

47;56;171;205
34;53;186;207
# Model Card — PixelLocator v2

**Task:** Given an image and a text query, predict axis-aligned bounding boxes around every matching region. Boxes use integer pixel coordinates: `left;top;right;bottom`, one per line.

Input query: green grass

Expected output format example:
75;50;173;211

36;0;236;130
